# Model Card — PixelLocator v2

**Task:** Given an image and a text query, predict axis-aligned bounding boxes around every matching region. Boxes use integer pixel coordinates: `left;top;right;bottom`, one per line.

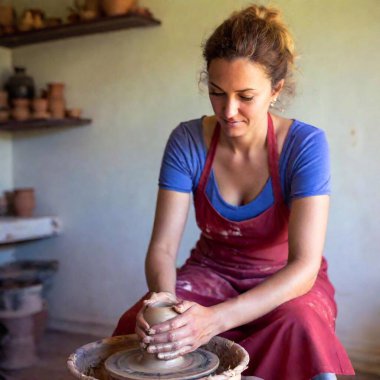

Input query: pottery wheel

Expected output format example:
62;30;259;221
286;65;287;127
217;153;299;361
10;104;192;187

104;347;220;380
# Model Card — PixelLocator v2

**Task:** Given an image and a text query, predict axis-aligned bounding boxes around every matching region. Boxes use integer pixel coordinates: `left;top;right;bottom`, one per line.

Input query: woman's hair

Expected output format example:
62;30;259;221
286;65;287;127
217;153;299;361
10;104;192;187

202;4;296;99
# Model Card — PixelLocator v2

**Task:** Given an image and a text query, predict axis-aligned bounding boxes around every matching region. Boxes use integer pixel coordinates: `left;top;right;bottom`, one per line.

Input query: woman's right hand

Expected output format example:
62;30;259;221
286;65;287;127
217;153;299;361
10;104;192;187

135;291;179;346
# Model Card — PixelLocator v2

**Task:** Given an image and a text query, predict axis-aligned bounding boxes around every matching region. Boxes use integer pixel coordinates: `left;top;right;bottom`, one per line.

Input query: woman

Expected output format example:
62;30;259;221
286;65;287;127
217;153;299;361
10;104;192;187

113;4;354;380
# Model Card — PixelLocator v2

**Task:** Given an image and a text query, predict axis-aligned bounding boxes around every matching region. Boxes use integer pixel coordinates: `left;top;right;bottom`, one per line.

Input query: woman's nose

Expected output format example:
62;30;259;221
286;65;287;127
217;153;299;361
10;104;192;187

223;98;239;118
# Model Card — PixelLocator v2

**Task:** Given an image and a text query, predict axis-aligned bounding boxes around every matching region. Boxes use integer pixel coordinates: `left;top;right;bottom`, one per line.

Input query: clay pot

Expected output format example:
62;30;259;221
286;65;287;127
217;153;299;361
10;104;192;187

66;108;82;118
0;90;8;107
0;109;10;122
49;99;65;119
13;98;30;108
13;188;35;217
0;5;14;27
0;196;7;216
12;107;30;121
47;82;64;98
32;98;48;113
79;9;98;21
101;0;136;16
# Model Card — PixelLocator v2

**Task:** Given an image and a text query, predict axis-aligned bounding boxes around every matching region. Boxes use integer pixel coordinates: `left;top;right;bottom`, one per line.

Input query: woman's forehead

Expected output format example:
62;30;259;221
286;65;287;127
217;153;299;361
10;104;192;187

208;58;271;89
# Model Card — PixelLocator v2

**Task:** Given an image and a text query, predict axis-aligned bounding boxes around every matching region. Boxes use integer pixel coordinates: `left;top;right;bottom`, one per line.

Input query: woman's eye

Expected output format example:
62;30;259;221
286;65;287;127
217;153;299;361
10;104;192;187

240;96;254;101
209;92;224;97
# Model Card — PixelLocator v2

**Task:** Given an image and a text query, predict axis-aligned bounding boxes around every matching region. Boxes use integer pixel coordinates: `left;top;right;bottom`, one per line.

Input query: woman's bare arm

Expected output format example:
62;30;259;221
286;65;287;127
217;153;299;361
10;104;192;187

145;189;191;294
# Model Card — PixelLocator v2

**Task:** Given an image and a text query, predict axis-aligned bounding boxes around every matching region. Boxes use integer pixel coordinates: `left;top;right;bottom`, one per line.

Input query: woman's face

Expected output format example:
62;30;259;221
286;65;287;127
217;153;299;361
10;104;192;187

208;58;280;138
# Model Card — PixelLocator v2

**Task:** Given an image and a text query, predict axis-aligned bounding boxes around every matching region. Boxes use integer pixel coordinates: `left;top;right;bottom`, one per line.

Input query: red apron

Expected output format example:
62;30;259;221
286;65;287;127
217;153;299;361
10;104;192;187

113;115;354;379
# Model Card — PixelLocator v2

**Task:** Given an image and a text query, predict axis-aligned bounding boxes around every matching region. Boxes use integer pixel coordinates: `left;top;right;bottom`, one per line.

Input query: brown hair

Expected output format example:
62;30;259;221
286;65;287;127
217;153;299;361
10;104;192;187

202;4;296;99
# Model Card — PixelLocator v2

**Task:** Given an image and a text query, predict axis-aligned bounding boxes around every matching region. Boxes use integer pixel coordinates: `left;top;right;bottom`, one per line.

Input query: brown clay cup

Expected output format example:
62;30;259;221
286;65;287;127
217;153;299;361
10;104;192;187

13;188;35;217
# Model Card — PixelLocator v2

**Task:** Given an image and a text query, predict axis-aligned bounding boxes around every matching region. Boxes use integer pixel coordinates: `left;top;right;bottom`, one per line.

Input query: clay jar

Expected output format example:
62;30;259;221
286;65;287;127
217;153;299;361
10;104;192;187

47;83;65;119
13;188;35;217
0;91;8;108
0;5;14;28
101;0;136;16
141;302;184;370
12;98;31;121
32;98;49;119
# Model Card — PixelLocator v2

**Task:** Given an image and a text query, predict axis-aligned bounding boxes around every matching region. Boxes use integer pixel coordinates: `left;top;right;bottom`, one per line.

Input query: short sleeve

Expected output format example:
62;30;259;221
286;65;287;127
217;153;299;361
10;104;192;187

158;125;194;193
288;128;331;200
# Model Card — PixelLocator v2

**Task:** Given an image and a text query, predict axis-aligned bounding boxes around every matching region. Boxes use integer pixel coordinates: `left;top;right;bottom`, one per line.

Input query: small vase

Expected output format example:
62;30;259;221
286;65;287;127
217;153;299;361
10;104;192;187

13;188;35;217
47;83;65;99
0;91;8;108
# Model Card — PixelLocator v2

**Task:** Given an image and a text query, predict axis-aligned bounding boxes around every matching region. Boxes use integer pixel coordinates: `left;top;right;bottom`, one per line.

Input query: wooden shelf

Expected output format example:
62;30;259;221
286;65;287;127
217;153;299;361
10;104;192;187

0;118;92;132
0;216;61;245
0;13;161;48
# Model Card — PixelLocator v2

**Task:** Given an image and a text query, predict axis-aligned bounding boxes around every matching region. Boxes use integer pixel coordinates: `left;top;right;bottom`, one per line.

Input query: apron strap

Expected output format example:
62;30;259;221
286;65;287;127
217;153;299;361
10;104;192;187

267;113;284;204
197;122;220;193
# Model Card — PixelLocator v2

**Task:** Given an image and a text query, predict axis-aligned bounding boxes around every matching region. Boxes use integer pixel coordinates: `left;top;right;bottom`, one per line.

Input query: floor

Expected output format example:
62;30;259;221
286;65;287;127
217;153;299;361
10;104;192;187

3;330;380;380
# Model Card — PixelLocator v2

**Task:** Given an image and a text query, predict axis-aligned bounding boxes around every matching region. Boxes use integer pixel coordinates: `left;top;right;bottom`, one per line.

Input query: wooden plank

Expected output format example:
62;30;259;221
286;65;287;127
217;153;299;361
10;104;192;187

0;13;161;48
0;118;92;131
0;216;61;245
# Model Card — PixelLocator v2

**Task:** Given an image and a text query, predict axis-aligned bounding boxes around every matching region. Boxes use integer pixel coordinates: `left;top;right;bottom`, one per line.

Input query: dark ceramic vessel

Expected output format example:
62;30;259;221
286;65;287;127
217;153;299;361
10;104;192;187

5;67;35;101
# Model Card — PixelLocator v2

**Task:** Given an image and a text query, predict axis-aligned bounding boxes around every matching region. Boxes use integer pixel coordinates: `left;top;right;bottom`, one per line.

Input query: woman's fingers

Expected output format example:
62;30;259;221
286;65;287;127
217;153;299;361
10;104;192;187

146;310;191;337
173;300;193;314
146;336;193;354
135;324;147;340
157;345;193;360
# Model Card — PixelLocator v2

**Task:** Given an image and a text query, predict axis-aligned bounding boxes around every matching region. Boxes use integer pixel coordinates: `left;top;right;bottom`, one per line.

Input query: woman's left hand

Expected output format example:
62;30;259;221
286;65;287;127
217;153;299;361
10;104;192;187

142;300;221;359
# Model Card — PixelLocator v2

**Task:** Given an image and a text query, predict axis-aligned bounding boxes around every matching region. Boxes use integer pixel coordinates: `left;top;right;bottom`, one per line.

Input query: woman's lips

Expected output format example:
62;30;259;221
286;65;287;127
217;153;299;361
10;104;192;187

223;119;243;127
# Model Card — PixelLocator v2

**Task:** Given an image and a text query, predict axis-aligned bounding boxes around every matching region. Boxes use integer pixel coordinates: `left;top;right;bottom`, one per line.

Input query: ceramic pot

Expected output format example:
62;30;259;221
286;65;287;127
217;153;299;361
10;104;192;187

49;99;65;119
32;98;48;113
12;107;30;121
101;0;136;16
5;67;35;101
0;5;14;27
0;90;8;108
47;82;65;99
13;98;30;108
66;108;82;118
0;109;10;122
0;196;7;216
13;188;35;217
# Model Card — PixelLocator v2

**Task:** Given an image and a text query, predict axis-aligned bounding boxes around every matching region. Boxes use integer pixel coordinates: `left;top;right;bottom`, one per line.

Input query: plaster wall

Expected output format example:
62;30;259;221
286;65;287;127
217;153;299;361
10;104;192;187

9;0;380;372
0;47;14;263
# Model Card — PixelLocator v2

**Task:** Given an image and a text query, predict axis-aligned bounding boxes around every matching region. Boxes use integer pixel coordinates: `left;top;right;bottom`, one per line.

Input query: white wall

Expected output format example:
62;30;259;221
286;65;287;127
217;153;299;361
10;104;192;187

8;0;380;373
0;47;15;264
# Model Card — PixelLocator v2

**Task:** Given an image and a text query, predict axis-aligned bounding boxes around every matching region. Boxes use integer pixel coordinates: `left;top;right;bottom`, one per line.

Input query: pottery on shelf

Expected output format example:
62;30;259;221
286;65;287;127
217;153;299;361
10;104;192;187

11;106;30;121
13;188;35;217
66;108;82;118
0;109;10;122
11;98;31;121
0;5;15;28
47;83;66;119
0;91;8;108
101;0;136;16
5;67;35;101
32;98;50;119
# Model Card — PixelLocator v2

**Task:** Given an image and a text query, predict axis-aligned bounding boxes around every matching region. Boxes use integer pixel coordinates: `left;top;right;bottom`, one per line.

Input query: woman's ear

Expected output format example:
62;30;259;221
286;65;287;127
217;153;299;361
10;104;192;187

272;79;285;97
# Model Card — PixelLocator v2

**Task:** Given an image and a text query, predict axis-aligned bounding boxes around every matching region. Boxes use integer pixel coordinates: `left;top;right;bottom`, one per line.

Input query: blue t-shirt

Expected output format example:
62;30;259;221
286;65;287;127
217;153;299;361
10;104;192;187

159;117;331;221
